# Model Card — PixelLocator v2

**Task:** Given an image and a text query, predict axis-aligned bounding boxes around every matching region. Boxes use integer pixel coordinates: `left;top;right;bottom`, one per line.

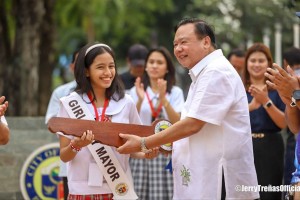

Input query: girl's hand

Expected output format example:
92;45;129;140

135;77;145;101
71;130;94;148
157;79;167;101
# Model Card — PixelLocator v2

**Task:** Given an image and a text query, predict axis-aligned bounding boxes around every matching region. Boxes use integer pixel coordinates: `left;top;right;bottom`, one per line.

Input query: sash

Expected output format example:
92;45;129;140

61;92;138;199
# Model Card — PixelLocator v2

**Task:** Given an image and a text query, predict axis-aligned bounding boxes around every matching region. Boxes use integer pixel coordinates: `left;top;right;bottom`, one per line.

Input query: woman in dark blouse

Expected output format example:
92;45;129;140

245;43;286;200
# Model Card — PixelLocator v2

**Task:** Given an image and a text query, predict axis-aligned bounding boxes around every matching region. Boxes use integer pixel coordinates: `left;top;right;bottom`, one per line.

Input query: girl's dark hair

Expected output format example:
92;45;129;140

244;43;273;90
174;17;217;49
74;43;125;102
142;46;176;93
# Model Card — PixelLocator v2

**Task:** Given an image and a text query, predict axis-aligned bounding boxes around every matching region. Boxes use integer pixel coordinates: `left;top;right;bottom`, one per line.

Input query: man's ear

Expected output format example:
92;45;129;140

203;36;211;48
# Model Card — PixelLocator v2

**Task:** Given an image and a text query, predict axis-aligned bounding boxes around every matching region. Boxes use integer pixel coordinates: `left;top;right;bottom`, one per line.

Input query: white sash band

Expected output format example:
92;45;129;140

60;92;137;199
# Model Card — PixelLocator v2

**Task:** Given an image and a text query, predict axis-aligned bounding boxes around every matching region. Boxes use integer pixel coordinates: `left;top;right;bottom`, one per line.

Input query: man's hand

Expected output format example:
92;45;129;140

265;63;300;102
117;133;141;154
143;147;159;159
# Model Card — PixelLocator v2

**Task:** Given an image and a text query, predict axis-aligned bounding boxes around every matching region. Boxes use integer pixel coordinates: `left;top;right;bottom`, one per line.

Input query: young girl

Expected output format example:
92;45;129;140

129;46;185;200
245;43;286;200
57;43;157;200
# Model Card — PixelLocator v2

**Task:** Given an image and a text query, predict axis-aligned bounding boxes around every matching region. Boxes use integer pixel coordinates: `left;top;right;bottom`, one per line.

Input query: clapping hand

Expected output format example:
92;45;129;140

0;96;8;117
265;63;300;105
135;77;145;101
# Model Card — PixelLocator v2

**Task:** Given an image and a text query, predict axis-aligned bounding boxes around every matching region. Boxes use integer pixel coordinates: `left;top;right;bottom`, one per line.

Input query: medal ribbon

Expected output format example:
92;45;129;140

87;92;109;121
145;92;163;119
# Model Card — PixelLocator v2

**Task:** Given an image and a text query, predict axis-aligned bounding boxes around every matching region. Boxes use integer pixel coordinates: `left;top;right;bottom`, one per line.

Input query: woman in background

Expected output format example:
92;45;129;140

245;43;286;200
129;46;185;200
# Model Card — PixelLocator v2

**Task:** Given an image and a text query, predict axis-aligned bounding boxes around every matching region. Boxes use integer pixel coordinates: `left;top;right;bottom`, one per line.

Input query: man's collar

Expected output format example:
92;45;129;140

189;49;223;82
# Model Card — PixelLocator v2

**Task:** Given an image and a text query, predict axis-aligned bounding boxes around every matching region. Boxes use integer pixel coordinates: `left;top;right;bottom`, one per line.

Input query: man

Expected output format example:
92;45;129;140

265;63;300;132
283;47;300;75
118;18;259;199
265;63;300;199
281;47;300;187
120;44;148;92
0;96;9;145
45;49;79;200
227;48;245;83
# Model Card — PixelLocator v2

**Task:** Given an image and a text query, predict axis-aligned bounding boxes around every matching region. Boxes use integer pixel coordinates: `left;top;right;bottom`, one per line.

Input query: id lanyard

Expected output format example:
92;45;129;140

87;92;109;121
145;91;163;121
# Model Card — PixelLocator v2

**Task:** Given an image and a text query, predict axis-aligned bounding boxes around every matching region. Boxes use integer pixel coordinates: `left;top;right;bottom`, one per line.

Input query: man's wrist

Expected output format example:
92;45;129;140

141;137;152;153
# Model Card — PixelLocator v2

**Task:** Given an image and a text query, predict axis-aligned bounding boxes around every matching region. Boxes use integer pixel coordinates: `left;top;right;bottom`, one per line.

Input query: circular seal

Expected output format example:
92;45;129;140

115;182;128;196
154;120;172;152
20;143;63;200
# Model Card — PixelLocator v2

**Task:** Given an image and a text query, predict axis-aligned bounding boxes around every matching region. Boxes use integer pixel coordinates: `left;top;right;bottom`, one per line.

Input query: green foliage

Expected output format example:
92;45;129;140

50;0;300;67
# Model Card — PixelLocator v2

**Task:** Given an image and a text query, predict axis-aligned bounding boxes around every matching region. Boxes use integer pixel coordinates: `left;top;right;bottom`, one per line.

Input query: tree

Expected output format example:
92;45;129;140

0;0;55;116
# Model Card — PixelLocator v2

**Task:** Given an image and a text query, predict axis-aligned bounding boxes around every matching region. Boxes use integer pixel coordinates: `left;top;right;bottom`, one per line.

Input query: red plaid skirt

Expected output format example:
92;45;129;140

68;193;113;200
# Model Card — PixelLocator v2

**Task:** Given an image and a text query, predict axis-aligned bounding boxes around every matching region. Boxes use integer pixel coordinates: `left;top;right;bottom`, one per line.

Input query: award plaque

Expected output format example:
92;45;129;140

48;117;172;152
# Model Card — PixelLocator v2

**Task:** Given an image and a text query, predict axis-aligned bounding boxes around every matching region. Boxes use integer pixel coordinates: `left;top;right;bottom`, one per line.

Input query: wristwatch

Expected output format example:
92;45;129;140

263;100;273;109
141;137;152;153
291;90;300;107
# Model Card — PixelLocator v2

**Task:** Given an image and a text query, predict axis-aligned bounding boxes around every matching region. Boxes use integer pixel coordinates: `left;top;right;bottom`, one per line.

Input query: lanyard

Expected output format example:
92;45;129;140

145;92;163;119
87;92;109;121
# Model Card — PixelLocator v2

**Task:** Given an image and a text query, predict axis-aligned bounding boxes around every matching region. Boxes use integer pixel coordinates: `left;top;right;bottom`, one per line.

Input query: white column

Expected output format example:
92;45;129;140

263;28;270;47
275;23;282;66
246;35;253;49
294;23;300;48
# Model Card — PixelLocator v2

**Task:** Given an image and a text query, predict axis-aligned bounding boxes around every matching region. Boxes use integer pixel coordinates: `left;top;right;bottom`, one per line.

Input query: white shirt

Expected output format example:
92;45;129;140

172;50;259;200
45;80;76;177
58;93;141;195
129;86;184;125
45;80;76;124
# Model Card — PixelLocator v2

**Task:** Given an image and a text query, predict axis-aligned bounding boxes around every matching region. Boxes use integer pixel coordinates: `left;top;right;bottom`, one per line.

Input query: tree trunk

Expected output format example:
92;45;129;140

1;0;55;116
38;0;55;116
0;0;12;98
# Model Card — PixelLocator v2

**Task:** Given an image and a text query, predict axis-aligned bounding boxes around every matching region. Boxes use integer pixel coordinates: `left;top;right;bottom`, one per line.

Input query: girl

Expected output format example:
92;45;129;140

57;43;157;200
129;46;185;200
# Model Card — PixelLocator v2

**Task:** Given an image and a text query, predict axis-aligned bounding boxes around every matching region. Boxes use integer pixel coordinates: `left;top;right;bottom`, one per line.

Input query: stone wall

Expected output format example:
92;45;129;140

0;117;58;200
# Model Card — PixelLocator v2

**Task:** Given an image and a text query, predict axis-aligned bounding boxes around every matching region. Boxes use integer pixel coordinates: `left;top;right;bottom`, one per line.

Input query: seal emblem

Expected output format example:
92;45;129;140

154;120;172;152
115;183;128;195
20;143;63;200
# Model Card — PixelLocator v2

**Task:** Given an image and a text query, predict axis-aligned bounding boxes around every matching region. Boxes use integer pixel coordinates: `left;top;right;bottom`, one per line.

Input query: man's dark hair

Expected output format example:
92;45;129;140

227;49;245;60
283;47;300;66
174;17;217;48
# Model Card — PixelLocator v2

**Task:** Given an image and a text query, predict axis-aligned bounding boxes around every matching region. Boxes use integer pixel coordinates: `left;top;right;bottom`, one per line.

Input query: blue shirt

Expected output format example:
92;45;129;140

247;89;285;133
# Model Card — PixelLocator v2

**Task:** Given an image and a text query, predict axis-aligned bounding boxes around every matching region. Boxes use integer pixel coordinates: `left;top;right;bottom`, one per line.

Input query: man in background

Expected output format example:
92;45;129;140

227;48;245;83
265;62;300;200
45;49;79;200
281;47;300;187
120;43;148;92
